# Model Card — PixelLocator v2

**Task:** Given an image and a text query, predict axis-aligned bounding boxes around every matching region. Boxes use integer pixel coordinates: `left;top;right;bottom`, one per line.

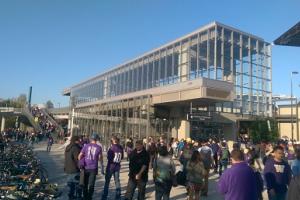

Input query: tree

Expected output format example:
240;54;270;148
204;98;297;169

16;94;27;107
46;100;54;109
249;118;279;144
0;94;27;108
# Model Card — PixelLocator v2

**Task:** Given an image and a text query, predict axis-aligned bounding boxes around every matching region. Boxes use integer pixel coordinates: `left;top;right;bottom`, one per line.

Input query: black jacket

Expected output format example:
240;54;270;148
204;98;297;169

64;143;81;174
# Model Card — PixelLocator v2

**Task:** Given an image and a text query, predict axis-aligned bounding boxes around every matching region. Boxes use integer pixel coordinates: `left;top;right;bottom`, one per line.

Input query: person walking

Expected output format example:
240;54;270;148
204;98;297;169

125;138;133;161
124;140;150;200
78;133;104;200
218;141;230;176
186;151;206;200
101;136;124;200
264;145;292;200
287;145;300;200
46;135;54;152
210;139;220;173
147;137;157;169
153;145;176;200
217;149;259;200
287;149;300;200
198;140;213;196
287;142;295;166
291;148;300;177
287;175;300;200
64;136;82;199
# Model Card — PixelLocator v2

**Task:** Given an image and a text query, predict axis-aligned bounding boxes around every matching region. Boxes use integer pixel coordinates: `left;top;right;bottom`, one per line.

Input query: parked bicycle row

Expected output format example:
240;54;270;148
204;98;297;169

0;142;61;199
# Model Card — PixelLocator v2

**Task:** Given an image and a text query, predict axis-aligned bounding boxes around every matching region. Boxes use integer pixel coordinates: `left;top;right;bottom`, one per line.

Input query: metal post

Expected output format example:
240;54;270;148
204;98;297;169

296;98;299;141
1;117;5;132
70;108;75;137
146;95;150;140
291;74;294;142
28;86;32;109
291;71;299;142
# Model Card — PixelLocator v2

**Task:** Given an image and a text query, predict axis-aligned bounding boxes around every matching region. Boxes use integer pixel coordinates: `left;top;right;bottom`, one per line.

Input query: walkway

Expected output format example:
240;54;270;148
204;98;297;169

33;142;248;199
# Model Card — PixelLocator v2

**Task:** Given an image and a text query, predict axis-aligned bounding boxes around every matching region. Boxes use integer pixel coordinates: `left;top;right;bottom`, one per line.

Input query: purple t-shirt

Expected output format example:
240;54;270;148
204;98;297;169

107;144;124;172
81;143;102;170
218;162;258;200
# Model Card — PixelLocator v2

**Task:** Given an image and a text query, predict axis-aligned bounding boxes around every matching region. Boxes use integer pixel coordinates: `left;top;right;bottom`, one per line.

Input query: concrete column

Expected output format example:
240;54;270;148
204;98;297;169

179;44;188;82
178;119;190;140
146;95;150;139
1;117;5;132
171;119;179;139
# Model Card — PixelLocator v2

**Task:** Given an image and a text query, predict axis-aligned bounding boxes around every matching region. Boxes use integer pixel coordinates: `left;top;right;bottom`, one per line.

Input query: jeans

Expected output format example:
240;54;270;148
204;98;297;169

155;181;172;200
268;192;286;200
101;170;121;200
83;169;97;200
201;169;209;195
268;191;286;200
125;178;147;200
46;144;52;152
219;159;228;176
67;173;81;198
213;154;218;172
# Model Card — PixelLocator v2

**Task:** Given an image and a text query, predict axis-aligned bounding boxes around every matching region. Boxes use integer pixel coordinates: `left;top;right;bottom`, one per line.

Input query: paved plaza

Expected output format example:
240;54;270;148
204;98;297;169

34;142;267;200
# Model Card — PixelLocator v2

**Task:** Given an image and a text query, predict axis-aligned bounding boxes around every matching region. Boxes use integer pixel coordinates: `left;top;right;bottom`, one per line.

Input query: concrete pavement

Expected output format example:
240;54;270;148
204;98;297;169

33;142;267;199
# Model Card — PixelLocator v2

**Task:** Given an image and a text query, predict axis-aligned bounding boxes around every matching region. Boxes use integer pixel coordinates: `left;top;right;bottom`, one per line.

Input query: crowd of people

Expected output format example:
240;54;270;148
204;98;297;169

31;106;56;134
63;133;300;200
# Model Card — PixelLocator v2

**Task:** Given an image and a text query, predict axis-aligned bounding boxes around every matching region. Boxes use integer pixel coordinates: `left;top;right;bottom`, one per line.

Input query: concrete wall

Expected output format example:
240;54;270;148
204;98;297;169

278;106;300;140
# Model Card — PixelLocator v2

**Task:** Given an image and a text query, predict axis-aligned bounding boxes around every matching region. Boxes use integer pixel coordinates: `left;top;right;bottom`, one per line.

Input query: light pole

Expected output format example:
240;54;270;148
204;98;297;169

291;71;298;142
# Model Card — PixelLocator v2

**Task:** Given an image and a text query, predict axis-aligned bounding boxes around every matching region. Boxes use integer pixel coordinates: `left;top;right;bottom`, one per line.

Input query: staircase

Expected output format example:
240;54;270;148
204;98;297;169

21;107;42;132
40;108;64;133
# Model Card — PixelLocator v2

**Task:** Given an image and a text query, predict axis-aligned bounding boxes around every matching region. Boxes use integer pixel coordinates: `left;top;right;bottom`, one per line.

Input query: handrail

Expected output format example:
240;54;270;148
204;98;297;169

21;107;42;132
41;108;64;133
0;107;42;132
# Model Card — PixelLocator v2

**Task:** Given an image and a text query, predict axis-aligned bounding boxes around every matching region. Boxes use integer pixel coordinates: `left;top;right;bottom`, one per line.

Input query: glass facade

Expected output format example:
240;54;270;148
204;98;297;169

70;22;272;116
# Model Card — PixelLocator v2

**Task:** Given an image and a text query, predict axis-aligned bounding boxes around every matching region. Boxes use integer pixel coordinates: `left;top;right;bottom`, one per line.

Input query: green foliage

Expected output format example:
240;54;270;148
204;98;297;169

46;100;54;109
5;116;17;128
249;118;279;143
0;94;27;108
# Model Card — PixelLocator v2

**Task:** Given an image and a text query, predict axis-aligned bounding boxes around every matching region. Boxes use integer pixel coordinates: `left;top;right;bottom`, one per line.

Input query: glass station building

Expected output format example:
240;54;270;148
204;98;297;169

64;21;272;145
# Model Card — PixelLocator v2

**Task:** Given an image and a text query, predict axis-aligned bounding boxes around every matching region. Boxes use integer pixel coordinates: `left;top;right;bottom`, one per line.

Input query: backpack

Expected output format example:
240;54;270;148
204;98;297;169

153;158;171;183
148;143;157;155
221;149;229;160
200;148;212;169
176;170;187;186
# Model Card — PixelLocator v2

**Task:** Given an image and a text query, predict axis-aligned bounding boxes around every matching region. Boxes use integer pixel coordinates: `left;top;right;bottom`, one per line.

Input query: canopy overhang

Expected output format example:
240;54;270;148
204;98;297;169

274;21;300;47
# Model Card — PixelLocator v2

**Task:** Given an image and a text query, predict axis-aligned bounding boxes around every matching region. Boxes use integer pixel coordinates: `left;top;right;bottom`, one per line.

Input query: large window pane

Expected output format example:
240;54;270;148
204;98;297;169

199;32;208;78
148;61;153;88
189;44;197;79
142;62;148;89
166;52;173;83
174;50;179;82
154;59;159;87
160;55;166;85
208;28;215;79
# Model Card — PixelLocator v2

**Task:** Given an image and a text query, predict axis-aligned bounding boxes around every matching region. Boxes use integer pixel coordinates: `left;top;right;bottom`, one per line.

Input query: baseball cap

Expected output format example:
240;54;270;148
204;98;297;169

90;132;100;140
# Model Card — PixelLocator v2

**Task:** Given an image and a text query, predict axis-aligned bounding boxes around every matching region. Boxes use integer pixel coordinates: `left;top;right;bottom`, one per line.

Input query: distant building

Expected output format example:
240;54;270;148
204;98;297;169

273;21;300;141
276;103;300;140
64;22;272;145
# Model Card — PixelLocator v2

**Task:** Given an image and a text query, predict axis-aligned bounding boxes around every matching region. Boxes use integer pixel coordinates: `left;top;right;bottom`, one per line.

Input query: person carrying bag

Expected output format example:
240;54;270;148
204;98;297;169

186;151;206;200
153;146;176;200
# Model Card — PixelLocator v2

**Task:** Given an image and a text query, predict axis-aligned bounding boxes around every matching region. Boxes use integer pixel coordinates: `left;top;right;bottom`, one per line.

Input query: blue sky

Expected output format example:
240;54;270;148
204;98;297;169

0;0;300;107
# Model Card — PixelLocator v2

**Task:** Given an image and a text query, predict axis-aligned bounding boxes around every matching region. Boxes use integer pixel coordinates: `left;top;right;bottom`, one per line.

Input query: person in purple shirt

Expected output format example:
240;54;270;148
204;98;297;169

78;133;104;200
217;149;258;200
101;136;124;200
264;145;292;200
